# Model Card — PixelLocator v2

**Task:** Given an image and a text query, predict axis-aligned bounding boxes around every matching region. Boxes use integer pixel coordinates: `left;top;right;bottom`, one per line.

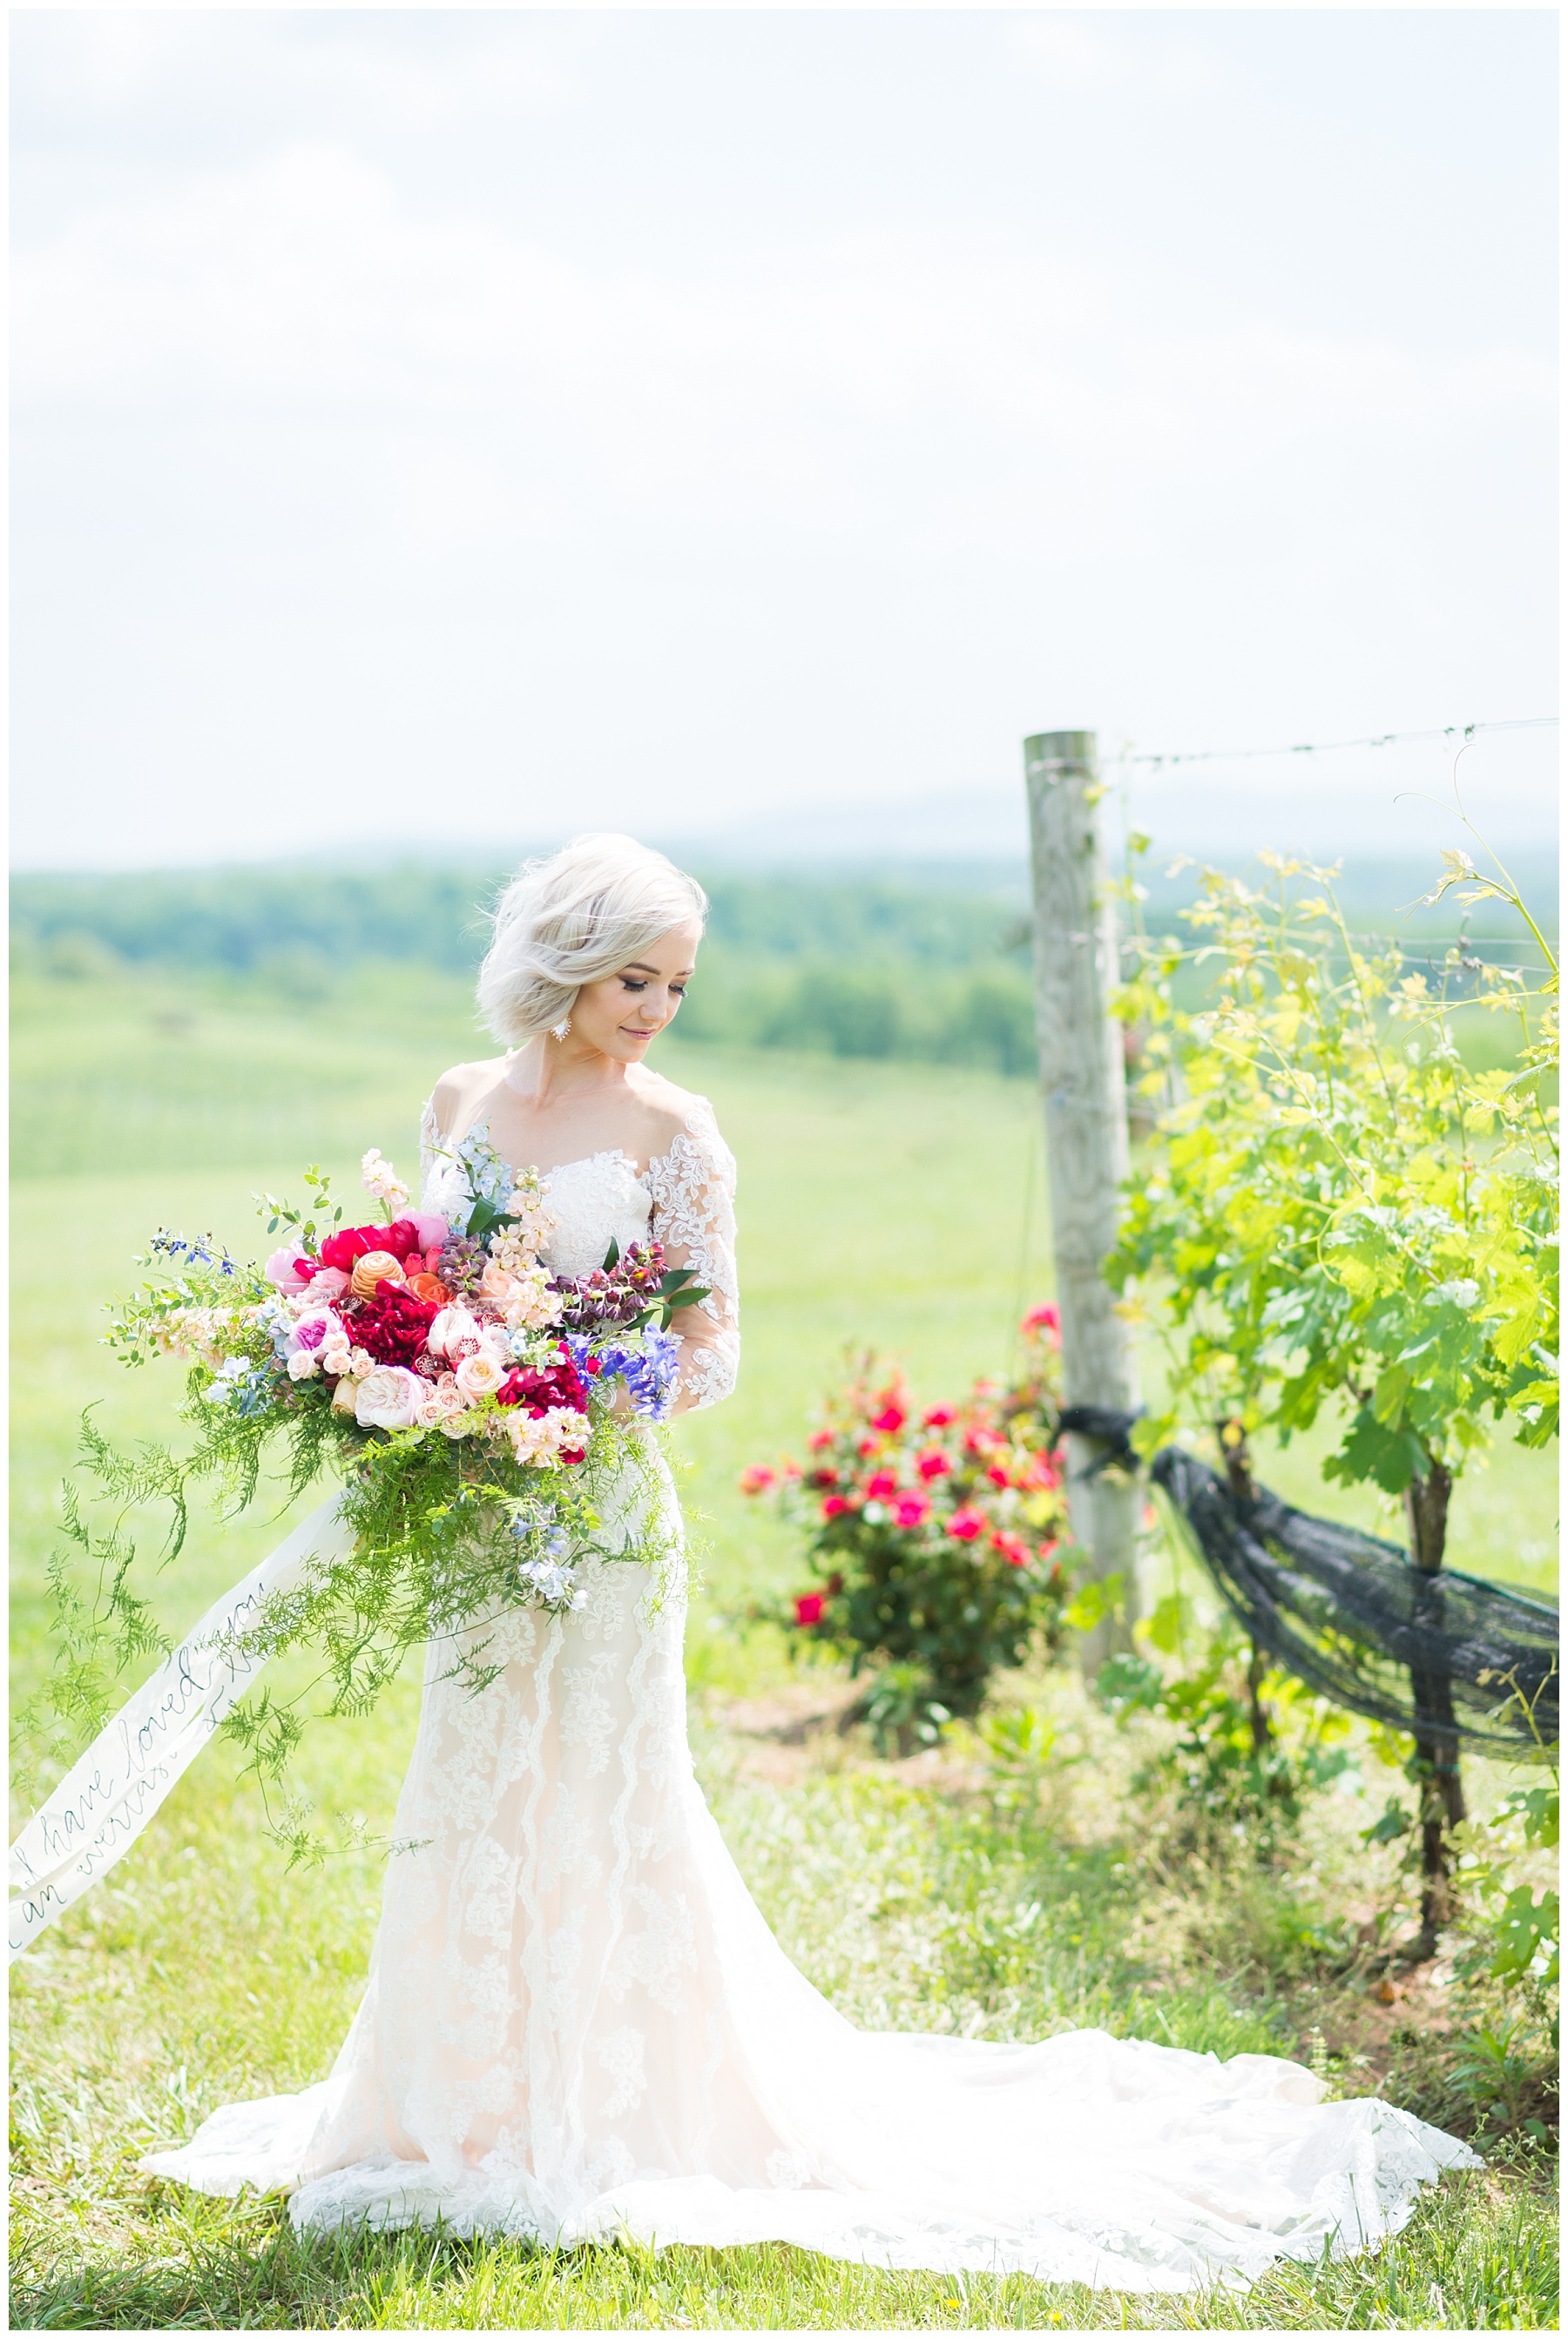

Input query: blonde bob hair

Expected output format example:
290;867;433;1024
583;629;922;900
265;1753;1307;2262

476;834;708;1046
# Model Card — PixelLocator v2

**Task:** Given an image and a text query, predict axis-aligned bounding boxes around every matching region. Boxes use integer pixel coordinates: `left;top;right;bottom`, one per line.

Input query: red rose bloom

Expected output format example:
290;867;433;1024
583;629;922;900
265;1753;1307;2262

821;1494;849;1519
864;1470;898;1502
794;1592;826;1627
945;1507;986;1543
348;1285;441;1367
869;1403;906;1435
916;1449;950;1482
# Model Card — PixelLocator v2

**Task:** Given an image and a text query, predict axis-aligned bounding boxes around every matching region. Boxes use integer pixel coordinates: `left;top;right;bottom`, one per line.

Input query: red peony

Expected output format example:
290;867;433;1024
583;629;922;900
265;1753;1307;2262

321;1219;424;1273
794;1592;826;1627
348;1284;441;1367
496;1351;589;1417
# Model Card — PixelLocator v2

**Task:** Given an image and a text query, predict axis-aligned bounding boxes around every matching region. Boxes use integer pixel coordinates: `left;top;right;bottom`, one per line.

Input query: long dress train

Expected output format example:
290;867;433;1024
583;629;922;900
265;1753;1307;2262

142;1097;1478;2294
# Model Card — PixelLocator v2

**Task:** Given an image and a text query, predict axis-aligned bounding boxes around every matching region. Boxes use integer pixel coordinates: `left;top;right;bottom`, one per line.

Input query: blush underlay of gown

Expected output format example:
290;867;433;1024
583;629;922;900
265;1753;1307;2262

141;1094;1478;2294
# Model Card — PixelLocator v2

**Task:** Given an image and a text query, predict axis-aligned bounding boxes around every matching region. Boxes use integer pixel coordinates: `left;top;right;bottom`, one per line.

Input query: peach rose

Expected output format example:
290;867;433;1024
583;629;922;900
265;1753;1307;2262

455;1352;505;1403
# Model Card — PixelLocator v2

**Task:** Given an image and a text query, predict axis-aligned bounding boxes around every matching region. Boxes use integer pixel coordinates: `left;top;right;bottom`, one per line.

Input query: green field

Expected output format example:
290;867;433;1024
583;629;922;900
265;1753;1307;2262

10;967;1558;2329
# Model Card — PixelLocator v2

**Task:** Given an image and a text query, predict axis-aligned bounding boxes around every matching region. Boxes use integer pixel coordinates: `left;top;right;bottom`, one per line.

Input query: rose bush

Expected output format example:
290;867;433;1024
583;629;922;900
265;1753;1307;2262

743;1309;1079;1739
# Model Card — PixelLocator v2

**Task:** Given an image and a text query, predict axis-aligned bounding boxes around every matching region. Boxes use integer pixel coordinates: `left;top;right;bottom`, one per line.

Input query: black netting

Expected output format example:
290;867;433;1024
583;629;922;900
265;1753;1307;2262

1055;1408;1558;1757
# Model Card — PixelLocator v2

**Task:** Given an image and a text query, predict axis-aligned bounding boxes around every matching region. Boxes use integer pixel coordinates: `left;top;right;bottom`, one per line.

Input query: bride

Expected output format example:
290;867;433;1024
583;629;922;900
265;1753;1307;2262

144;834;1475;2293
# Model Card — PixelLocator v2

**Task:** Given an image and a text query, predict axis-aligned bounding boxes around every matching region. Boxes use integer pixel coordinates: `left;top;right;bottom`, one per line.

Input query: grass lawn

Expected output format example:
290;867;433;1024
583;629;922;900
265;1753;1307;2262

10;967;1558;2329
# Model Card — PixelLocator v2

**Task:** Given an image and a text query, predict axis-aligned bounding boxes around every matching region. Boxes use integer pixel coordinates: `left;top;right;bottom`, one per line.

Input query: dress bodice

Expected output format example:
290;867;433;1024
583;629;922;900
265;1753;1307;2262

417;1094;740;1410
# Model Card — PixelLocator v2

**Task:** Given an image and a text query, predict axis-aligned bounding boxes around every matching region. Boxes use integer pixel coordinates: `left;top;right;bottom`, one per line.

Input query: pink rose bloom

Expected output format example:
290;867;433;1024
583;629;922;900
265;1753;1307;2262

354;1366;426;1430
892;1491;932;1529
945;1507;987;1543
409;1210;452;1253
265;1246;313;1292
916;1449;951;1481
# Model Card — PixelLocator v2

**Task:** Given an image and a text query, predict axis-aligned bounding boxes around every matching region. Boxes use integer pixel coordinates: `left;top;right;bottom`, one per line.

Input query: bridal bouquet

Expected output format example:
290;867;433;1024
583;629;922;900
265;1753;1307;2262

23;1133;707;1850
106;1135;702;1618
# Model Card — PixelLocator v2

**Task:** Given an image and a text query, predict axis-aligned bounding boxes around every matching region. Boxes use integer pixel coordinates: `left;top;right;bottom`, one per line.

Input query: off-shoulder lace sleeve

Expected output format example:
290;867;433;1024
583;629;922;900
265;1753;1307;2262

646;1098;740;1412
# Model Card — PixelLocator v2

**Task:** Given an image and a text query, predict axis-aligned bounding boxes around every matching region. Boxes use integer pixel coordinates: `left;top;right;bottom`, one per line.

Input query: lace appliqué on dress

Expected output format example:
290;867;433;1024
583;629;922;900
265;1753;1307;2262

645;1101;740;1412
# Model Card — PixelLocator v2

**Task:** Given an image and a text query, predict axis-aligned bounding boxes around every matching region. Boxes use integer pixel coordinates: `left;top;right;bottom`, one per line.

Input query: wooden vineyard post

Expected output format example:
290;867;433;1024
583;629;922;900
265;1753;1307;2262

1024;729;1139;1670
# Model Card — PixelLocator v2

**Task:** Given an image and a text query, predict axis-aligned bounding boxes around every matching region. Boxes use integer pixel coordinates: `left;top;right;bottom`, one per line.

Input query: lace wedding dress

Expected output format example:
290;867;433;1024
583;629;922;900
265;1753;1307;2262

143;1094;1477;2293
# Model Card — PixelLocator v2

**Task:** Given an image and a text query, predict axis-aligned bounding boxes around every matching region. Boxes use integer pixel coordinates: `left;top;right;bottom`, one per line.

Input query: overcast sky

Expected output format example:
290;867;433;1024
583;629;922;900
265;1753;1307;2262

10;9;1558;871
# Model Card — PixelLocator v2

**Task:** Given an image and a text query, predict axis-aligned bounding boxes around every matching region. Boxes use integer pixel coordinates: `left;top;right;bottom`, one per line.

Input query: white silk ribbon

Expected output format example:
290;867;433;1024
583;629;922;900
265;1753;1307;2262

8;1493;353;1962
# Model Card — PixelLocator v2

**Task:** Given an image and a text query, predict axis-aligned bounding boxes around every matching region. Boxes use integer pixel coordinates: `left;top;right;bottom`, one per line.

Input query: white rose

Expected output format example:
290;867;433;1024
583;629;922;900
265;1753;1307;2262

354;1366;425;1430
287;1349;320;1381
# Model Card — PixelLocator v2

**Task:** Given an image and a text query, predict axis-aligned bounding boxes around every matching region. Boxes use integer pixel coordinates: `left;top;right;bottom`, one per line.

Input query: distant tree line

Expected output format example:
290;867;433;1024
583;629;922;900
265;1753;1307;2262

12;854;1548;1081
10;863;1040;1076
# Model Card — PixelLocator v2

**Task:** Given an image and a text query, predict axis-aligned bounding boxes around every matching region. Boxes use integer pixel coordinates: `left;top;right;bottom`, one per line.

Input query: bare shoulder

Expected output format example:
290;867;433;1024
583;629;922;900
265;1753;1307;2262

625;1065;713;1155
430;1056;508;1135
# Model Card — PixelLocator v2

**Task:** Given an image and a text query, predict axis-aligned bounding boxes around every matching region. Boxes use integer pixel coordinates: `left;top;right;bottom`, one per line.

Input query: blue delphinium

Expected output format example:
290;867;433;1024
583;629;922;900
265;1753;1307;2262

562;1326;680;1420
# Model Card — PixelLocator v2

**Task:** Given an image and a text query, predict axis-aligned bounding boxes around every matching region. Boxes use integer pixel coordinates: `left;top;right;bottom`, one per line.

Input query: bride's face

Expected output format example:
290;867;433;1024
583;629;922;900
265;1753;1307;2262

569;922;700;1064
